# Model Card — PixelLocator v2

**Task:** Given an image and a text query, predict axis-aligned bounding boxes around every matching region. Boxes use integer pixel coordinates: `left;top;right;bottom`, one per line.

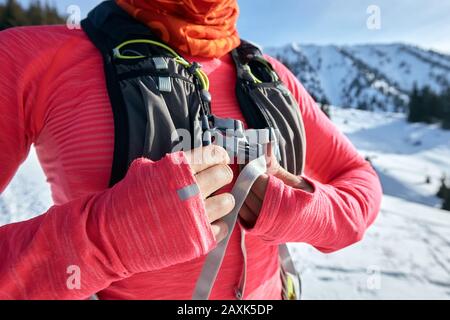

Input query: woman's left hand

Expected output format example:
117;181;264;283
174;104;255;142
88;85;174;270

239;147;314;228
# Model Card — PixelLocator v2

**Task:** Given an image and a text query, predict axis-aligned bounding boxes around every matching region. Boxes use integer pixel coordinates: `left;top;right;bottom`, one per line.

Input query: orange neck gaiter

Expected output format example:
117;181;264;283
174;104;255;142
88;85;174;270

116;0;241;58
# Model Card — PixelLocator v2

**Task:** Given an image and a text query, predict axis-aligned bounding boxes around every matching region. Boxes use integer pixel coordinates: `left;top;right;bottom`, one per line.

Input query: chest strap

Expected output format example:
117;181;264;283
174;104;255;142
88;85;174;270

193;123;301;300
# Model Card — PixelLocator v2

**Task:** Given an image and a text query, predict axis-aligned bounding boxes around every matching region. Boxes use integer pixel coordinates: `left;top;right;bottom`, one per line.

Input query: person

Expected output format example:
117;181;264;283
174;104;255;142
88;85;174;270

0;0;382;300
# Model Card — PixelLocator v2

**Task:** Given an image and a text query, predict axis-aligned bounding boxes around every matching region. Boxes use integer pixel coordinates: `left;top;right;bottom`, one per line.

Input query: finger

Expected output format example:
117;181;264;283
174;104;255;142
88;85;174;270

196;164;234;199
185;145;230;174
244;190;263;216
239;203;258;227
211;219;229;243
273;167;304;188
251;174;269;200
297;178;315;193
205;193;235;223
265;143;282;175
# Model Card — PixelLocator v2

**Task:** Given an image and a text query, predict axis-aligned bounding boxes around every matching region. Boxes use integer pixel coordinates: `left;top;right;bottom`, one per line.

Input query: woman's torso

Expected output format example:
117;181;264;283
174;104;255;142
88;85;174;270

15;25;281;299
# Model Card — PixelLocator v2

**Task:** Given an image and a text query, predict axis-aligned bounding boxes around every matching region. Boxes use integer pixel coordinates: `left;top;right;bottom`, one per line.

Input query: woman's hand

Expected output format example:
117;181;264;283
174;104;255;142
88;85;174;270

185;145;235;242
239;146;314;228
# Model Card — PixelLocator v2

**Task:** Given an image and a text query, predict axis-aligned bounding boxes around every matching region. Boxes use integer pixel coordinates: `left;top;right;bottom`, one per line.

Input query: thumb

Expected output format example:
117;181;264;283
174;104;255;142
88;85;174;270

272;166;303;188
265;144;313;192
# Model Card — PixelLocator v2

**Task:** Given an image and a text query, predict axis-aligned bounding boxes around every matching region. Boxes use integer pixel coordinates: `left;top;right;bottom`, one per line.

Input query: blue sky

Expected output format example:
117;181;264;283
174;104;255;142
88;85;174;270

18;0;450;53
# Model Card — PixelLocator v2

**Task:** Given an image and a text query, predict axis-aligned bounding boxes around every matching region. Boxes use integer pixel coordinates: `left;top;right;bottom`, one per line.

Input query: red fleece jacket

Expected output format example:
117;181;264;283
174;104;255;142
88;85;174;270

0;25;382;300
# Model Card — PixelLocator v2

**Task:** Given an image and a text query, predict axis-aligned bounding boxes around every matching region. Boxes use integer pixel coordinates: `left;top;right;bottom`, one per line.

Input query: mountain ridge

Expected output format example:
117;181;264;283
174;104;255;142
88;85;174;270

266;43;450;112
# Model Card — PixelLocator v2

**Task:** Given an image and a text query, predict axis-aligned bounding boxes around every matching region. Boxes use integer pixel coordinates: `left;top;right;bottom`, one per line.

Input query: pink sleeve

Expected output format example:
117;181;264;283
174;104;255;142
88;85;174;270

0;29;216;299
244;56;383;253
0;155;216;300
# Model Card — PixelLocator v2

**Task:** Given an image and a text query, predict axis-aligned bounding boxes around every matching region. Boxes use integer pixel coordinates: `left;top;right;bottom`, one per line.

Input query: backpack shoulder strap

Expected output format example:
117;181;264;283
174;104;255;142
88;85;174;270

81;0;159;54
232;40;280;82
230;41;270;130
81;0;206;186
81;1;136;185
234;40;263;63
231;40;306;176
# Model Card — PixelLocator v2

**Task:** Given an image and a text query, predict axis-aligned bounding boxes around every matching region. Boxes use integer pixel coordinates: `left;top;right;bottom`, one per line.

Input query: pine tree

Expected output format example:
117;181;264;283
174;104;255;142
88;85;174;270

443;188;450;211
1;0;28;29
442;88;450;130
430;91;443;121
320;103;331;119
437;175;450;212
406;84;449;126
357;101;368;111
27;0;44;25
43;1;64;24
437;175;448;199
0;0;65;30
408;84;422;123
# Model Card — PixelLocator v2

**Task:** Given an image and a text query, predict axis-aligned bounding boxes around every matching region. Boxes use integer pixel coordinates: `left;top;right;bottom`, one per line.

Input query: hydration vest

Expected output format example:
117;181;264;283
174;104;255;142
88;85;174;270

81;0;306;300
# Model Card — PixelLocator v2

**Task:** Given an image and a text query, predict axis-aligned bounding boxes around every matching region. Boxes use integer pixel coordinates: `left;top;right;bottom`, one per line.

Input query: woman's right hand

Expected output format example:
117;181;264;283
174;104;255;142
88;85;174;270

92;145;236;275
184;145;235;242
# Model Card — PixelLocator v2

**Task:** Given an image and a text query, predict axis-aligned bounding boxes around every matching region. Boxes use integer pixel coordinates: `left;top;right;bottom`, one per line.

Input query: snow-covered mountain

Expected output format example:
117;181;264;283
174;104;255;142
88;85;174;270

266;43;450;112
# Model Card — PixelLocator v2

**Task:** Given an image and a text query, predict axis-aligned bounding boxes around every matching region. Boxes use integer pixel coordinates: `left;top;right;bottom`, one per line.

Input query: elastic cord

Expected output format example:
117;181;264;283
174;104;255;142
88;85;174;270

113;39;210;91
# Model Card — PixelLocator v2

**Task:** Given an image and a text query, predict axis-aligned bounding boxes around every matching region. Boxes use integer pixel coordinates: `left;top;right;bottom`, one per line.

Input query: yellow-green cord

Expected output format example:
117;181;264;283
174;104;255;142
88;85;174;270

113;39;210;90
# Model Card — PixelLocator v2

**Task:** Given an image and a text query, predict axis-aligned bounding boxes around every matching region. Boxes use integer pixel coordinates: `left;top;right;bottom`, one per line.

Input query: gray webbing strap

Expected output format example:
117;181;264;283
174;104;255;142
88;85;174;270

236;226;248;300
279;244;301;299
192;155;267;300
279;245;297;276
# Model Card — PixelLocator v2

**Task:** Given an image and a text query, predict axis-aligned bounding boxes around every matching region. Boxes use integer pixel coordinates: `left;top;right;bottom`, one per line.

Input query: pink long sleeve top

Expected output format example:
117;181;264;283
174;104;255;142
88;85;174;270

0;25;382;300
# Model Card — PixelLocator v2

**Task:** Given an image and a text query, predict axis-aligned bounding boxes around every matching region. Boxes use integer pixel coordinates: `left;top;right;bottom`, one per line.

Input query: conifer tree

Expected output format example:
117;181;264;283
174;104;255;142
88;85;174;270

0;0;64;31
1;0;28;29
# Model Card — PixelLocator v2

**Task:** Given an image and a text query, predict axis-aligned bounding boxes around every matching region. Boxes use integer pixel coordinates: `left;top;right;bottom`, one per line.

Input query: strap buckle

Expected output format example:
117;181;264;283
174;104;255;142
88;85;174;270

202;115;275;163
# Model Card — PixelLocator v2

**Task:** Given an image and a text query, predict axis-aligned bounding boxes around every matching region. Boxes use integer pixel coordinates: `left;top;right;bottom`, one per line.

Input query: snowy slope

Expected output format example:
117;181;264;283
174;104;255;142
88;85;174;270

1;107;450;300
0;149;52;226
266;43;450;112
330;106;450;208
291;195;450;300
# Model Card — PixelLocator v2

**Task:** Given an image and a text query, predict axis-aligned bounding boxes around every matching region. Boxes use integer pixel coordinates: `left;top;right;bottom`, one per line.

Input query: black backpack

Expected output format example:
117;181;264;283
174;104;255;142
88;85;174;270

81;0;305;300
81;1;306;186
